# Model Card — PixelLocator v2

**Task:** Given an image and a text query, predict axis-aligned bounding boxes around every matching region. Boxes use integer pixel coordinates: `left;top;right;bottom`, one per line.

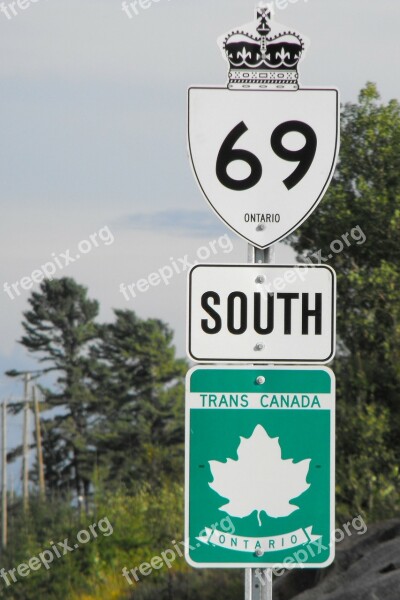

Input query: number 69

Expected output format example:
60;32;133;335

216;120;317;191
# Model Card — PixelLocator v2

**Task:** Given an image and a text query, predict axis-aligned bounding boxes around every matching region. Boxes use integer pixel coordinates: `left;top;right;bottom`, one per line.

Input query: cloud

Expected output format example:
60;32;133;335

120;209;227;237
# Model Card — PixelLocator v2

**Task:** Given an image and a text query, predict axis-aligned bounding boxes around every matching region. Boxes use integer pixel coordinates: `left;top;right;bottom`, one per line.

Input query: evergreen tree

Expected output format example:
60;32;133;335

8;278;101;503
91;309;186;488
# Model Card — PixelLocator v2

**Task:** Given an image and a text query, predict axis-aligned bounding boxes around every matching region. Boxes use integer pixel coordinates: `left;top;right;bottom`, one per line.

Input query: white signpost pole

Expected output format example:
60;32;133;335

246;242;275;600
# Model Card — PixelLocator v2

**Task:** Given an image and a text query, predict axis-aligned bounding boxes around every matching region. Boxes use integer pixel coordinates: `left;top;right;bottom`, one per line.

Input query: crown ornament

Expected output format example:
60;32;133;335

220;5;305;91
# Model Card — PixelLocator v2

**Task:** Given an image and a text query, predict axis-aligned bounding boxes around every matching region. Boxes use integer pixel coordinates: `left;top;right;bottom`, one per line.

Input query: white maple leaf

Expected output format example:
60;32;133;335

209;424;311;526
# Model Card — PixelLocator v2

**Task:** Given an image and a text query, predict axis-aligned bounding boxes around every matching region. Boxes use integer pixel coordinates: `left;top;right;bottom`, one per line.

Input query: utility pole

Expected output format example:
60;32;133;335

2;401;7;550
10;472;14;503
22;373;30;512
32;386;45;501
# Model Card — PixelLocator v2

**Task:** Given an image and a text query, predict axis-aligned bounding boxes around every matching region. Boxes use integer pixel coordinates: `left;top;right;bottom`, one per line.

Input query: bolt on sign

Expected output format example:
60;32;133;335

185;366;335;568
188;7;339;249
188;264;336;363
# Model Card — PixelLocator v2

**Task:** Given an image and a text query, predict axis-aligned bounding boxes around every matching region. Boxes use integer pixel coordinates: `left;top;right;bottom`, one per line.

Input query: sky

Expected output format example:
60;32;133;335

0;0;399;484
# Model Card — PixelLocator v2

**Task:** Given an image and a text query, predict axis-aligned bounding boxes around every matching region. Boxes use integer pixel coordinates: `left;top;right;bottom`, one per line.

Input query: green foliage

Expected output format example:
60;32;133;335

3;277;190;595
76;482;242;600
90;309;186;489
289;83;400;520
336;399;399;522
0;497;93;600
7;280;186;502
0;482;193;600
7;278;101;500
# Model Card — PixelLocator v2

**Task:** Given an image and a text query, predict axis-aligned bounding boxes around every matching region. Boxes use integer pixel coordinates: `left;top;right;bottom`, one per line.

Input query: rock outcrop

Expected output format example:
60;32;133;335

274;519;400;600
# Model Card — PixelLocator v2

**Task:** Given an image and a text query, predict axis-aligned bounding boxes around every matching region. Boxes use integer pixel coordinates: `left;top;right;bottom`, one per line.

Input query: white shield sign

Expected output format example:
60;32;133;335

188;88;339;248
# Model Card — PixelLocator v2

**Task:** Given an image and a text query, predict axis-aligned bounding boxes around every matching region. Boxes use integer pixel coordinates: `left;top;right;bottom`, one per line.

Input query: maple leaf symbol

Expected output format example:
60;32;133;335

209;424;311;526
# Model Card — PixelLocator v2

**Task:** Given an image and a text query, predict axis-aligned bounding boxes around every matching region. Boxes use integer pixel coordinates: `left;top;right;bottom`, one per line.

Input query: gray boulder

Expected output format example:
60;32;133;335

273;519;400;600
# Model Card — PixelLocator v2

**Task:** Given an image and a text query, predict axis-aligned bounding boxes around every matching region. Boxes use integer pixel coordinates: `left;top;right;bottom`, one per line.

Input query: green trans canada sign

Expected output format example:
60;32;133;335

185;366;335;569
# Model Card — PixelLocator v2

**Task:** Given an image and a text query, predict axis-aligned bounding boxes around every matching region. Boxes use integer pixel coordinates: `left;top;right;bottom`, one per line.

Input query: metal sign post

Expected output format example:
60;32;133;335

247;243;274;600
245;566;272;600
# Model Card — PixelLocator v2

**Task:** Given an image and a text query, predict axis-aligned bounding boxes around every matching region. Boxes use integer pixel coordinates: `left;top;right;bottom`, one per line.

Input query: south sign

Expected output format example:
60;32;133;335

187;265;336;363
